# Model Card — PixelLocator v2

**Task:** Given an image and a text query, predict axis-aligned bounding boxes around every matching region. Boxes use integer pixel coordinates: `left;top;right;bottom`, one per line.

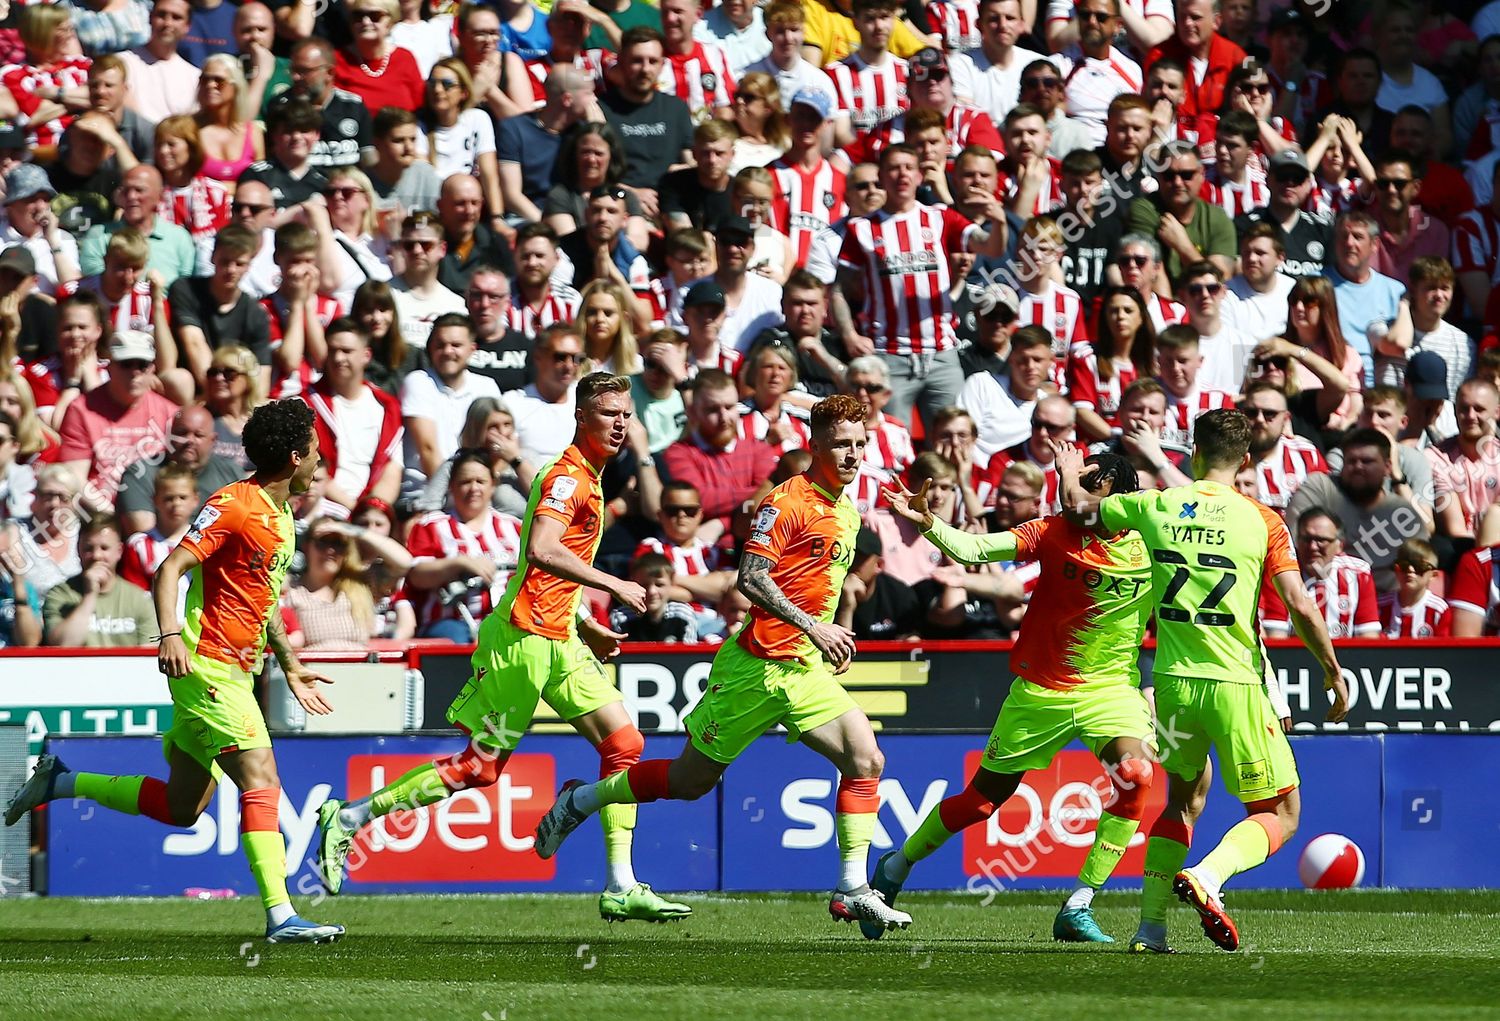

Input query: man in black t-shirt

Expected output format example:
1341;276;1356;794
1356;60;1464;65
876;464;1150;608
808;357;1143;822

660;119;736;233
267;39;373;170
166;225;273;389
240;97;331;209
599;26;693;214
464;265;533;392
841;527;923;640
1235;148;1333;278
1049;148;1122;306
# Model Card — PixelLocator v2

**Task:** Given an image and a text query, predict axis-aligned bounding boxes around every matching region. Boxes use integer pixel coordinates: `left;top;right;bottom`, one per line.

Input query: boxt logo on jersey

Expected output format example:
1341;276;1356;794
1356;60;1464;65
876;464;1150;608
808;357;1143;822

344;753;555;883
960;750;1165;882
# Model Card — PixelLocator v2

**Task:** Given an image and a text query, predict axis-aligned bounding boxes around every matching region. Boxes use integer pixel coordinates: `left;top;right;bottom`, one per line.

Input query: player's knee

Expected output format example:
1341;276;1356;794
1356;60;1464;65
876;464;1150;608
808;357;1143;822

1108;759;1154;821
850;746;884;779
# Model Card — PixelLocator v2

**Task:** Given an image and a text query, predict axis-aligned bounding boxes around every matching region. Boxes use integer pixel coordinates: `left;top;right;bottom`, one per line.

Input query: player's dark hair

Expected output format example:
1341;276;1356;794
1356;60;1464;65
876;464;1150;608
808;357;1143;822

811;394;866;442
1193;408;1252;470
243;398;315;475
1083;452;1139;496
1341;427;1392;461
576;371;631;409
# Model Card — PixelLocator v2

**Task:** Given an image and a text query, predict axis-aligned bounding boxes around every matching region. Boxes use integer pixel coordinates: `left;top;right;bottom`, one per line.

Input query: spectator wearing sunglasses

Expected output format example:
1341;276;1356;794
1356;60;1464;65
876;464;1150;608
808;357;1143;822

1384;537;1450;638
634;481;735;623
499;322;590;466
391;210;465;349
1368;151;1449;287
1127;141;1236;286
1240;380;1328;513
1174;261;1255;395
1016;57;1092;160
1051;0;1143;148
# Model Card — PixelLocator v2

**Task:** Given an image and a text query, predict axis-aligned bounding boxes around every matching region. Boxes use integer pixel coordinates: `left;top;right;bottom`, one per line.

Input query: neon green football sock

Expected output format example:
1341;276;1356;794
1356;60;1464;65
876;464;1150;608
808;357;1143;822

241;829;291;910
369;763;451;819
1196;817;1273;887
73;773;146;815
900;807;957;865
1140;835;1191;926
591;769;638;807
1078;811;1141;889
600;803;637;890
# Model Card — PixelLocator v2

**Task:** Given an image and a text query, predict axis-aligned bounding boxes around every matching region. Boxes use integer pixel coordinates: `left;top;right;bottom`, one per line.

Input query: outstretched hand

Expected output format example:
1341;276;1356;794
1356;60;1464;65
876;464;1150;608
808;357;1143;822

882;478;933;528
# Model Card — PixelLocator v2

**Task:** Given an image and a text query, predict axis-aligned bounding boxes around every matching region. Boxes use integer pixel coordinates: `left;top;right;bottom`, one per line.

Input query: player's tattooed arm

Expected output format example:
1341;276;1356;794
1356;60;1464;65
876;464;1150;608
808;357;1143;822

264;609;300;674
737;554;817;633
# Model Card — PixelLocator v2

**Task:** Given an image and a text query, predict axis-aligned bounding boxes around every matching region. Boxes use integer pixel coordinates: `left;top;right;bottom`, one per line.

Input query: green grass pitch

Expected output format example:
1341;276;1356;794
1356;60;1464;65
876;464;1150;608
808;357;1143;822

3;890;1499;1020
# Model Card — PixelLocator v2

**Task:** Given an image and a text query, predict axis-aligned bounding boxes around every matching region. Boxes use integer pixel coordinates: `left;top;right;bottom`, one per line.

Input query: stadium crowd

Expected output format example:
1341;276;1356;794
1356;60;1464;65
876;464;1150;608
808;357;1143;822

0;0;1497;653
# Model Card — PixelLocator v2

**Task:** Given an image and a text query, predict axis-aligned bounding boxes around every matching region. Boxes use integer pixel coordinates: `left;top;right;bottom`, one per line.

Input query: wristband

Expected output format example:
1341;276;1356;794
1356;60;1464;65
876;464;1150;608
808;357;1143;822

155;631;181;641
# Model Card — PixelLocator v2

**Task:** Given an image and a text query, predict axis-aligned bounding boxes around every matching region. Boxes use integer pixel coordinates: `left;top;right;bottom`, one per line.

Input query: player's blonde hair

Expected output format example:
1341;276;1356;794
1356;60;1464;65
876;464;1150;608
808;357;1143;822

575;370;631;410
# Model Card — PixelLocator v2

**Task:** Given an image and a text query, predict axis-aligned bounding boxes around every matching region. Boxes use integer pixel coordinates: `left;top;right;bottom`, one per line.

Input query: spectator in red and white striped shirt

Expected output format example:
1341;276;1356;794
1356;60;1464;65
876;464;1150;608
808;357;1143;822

1385;537;1450;638
827;0;911;138
1202;110;1271;219
634;479;736;612
659;0;736;122
1449;542;1500;637
836;143;1002;425
1155;324;1236;451
119;461;196;592
1241;380;1328;512
70;229;163;354
737;342;812;451
263;222;342;397
998;104;1063;217
508;222;582;339
1013;215;1087;385
1262;508;1382;639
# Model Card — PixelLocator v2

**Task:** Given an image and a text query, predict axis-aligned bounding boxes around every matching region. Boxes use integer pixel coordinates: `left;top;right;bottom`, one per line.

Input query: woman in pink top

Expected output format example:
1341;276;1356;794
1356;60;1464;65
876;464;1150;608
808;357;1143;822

194;54;263;190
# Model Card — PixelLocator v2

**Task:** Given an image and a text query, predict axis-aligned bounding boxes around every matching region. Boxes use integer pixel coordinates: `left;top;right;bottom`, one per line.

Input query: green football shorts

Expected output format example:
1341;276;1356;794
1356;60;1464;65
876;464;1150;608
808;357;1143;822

683;637;858;764
980;678;1155;774
1153;674;1300;803
163;652;269;771
448;613;620;751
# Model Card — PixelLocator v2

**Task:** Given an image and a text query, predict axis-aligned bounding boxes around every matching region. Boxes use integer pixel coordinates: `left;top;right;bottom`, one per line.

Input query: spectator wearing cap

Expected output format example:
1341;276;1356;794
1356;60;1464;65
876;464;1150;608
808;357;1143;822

955;279;1018;372
659;366;779;532
1143;0;1245;120
661;119;737;234
1369;149;1450;287
669;216;782;353
1326;209;1413;388
57;328;179;514
117;0;200;125
2;165;80;297
1285;427;1430;595
1264;8;1326;131
1399;350;1458;449
1235;149;1333;279
745;270;849;398
744;2;844;130
836;523;923;640
678;280;742;377
1050;0;1143;148
769;88;849;271
238;98;331;210
77;165;196;287
1127;141;1236;286
435;173;517;296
